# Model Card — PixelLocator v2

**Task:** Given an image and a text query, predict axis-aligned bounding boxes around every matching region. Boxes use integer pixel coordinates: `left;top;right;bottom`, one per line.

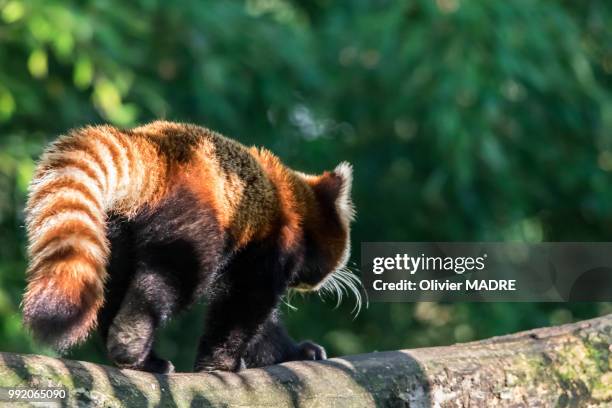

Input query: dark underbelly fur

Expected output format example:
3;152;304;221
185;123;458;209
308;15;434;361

97;189;325;373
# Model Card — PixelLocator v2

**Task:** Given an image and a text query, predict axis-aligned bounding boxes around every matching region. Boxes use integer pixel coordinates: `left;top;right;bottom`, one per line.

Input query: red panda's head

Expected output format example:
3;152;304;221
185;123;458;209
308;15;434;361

290;162;362;311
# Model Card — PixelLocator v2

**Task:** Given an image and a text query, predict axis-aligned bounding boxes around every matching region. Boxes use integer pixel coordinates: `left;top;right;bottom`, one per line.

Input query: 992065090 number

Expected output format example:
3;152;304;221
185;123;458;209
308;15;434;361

0;387;67;402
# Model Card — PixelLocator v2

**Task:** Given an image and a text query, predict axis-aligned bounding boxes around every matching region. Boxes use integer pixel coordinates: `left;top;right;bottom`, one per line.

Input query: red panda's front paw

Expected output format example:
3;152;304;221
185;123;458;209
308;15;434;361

297;341;327;361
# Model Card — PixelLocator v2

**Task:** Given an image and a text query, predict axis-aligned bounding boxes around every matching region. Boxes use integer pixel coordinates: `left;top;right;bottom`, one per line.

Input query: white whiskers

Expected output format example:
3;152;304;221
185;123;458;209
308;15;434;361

318;265;368;317
281;289;299;311
284;262;368;318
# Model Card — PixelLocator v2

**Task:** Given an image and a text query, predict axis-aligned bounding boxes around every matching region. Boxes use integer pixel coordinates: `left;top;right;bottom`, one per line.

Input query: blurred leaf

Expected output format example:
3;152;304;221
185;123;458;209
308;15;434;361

27;49;48;78
0;86;16;121
1;1;25;23
73;56;94;89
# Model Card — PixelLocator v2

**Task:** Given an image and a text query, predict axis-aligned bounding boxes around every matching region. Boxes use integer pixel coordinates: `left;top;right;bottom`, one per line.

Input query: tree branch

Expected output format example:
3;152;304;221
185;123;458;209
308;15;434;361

0;314;610;407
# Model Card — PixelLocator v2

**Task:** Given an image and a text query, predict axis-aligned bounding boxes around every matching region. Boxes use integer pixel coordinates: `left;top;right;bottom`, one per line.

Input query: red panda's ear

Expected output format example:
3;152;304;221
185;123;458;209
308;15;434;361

312;162;355;224
333;162;353;222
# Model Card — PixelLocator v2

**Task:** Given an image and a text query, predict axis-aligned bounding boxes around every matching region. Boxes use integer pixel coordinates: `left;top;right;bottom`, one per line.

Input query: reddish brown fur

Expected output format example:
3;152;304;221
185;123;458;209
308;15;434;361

23;121;352;350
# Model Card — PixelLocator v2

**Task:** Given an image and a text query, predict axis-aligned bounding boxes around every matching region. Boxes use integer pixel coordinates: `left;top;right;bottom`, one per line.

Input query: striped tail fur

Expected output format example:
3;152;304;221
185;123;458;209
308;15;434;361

22;126;163;351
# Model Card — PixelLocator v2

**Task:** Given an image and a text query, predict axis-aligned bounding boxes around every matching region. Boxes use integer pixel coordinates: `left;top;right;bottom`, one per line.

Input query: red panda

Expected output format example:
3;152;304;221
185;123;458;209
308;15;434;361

22;121;359;373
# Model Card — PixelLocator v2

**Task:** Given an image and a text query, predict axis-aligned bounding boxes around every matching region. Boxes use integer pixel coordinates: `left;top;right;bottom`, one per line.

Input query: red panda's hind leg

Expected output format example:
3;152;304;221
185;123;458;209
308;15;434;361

105;271;177;374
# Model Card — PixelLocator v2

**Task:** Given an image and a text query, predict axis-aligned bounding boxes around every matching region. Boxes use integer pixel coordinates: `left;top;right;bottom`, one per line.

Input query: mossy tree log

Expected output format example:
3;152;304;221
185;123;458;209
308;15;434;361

0;314;610;407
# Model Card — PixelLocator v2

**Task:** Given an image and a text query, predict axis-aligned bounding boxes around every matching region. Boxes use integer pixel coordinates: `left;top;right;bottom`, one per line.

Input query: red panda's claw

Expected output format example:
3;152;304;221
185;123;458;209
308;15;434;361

297;341;327;361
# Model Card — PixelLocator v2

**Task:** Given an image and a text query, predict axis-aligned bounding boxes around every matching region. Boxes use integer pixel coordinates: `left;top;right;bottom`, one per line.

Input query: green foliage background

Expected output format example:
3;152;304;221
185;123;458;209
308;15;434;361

0;0;611;371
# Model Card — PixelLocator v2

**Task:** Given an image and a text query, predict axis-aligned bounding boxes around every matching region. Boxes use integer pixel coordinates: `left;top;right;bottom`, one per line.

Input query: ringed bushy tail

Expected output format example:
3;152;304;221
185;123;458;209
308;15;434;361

22;125;166;351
